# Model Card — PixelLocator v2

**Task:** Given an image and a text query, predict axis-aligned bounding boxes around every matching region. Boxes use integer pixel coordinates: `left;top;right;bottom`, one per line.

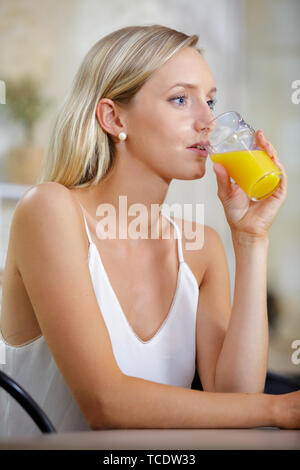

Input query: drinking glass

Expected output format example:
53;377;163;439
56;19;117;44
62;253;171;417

206;111;283;201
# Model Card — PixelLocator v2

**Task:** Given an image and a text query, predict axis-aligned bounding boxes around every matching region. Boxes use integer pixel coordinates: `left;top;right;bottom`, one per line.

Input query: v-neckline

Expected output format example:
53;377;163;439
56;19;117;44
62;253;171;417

89;239;184;345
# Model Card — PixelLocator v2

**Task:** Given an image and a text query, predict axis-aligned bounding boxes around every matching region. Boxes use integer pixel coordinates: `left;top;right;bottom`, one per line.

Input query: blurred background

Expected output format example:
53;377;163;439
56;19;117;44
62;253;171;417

0;0;299;375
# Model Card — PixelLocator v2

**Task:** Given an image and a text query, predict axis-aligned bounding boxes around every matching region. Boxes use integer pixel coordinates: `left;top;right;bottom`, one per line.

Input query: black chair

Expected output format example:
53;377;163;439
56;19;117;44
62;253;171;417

0;370;56;433
264;370;300;394
191;369;300;394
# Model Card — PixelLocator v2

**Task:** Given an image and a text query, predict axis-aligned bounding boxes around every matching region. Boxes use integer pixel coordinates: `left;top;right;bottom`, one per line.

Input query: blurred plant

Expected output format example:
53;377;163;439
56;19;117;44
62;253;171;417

4;76;52;145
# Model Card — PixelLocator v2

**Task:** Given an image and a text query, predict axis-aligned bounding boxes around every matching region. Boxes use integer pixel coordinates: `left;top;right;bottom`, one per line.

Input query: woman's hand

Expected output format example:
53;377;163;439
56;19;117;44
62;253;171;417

213;130;288;240
273;390;300;429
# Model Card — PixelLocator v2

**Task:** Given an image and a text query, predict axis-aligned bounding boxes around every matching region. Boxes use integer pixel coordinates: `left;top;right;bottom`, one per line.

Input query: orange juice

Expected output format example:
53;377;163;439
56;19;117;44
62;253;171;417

210;149;282;200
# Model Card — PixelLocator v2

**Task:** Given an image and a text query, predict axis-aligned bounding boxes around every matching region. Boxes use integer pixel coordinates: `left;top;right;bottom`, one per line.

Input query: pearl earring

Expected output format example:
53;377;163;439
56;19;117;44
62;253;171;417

118;132;127;141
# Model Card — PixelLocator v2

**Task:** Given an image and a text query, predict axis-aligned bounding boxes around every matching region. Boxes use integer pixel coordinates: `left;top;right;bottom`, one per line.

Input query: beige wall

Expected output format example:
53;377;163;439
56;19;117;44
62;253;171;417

242;0;300;367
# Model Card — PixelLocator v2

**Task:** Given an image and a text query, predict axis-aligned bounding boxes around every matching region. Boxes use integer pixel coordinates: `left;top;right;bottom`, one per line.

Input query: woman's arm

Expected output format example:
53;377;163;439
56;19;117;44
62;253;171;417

195;226;269;393
97;374;275;430
210;130;288;394
215;233;269;393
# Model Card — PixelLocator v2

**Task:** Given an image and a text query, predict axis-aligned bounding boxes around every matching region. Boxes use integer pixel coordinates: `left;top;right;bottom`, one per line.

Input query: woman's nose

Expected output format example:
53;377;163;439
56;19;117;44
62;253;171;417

194;107;215;134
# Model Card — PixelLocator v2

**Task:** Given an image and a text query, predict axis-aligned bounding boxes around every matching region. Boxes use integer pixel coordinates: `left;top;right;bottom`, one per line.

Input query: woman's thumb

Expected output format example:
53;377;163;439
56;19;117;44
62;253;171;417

213;163;231;198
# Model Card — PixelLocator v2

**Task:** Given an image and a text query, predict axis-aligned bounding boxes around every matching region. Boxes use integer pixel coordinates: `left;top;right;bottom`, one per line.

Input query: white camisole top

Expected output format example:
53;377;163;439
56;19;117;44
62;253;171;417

0;208;199;437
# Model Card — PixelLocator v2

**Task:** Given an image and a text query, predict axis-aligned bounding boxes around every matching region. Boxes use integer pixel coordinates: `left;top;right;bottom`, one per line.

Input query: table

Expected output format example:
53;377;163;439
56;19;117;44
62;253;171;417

0;428;299;450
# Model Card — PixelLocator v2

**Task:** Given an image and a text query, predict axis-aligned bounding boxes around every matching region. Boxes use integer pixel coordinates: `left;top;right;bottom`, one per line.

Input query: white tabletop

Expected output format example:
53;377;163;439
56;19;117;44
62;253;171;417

0;428;299;450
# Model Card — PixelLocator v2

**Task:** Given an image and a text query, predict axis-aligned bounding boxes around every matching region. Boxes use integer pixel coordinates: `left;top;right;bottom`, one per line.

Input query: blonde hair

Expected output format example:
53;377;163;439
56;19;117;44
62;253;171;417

37;25;200;188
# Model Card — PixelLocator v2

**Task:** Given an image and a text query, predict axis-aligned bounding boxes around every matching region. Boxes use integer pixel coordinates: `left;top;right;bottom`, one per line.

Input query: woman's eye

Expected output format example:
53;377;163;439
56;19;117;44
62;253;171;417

169;95;217;110
207;99;217;111
170;95;187;106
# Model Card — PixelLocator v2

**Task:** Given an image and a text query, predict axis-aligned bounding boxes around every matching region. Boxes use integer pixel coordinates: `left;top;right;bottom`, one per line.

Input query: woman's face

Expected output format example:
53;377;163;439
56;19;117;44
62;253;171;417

123;46;217;181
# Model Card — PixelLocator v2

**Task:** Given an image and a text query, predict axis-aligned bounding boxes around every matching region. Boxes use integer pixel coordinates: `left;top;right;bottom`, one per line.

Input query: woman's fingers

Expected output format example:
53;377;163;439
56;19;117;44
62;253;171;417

256;130;277;158
213;163;235;202
256;130;288;197
256;130;287;175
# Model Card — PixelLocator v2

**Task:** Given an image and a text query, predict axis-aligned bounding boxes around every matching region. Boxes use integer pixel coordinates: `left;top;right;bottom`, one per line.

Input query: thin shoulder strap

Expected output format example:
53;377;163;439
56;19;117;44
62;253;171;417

162;212;184;263
79;203;93;245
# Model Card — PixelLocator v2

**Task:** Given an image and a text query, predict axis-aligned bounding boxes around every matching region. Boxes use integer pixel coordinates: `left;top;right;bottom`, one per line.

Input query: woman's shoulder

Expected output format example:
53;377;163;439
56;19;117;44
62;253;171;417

17;182;73;208
13;182;83;226
172;216;221;252
172;216;223;281
11;182;85;257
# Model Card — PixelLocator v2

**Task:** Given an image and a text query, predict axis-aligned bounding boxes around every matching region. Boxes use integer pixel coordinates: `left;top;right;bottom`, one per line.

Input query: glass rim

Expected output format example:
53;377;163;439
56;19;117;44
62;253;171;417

207;110;243;126
206;110;256;151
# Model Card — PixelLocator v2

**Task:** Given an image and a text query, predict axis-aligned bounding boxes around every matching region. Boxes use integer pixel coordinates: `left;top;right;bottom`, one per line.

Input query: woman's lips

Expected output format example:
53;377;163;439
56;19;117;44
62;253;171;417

187;147;208;157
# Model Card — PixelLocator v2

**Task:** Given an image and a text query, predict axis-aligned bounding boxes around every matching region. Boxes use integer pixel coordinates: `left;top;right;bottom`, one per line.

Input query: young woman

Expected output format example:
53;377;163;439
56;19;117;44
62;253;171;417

0;25;299;436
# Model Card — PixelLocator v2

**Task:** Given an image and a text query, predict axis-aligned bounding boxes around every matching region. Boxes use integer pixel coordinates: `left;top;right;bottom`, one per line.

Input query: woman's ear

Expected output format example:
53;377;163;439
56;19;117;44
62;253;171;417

96;98;125;140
